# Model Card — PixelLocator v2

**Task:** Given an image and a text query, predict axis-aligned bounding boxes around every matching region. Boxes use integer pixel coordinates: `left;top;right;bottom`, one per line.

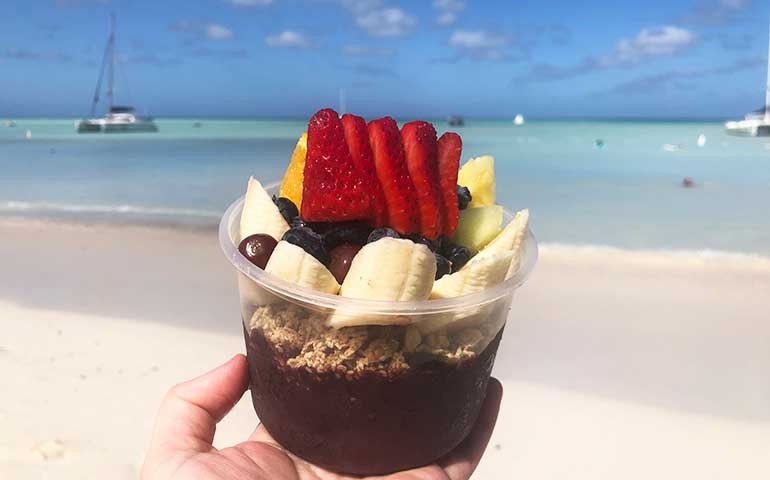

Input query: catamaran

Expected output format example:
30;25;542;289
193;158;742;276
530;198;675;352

77;15;157;134
725;19;770;137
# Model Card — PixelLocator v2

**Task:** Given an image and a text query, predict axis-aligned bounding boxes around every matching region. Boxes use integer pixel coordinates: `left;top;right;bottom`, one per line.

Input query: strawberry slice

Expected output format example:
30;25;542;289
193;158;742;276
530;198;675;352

341;114;388;227
301;109;373;223
401;121;443;239
437;132;462;237
367;117;418;235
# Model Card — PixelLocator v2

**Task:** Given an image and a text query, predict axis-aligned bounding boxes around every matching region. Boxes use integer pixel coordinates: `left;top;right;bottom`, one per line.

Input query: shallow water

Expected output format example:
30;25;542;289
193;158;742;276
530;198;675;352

2;117;769;255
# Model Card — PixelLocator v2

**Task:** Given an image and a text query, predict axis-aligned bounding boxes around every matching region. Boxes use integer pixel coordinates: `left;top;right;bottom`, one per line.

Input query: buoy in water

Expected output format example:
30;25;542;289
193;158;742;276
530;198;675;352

594;139;605;149
697;134;706;147
682;177;695;188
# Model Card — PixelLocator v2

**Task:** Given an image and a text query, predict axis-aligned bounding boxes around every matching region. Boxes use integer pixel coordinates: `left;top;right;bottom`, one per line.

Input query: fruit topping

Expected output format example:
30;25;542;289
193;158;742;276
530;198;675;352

238;233;278;269
406;233;441;252
443;243;471;270
368;117;419;235
457;155;495;207
274;196;299;223
323;221;372;250
301;109;374;223
437;132;462;236
401;121;443;239
265;241;340;295
282;226;329;265
240;177;290;242
279;133;307;207
328;243;362;283
367;227;400;243
456;186;472;210
431;250;513;299
336;237;436;304
434;253;452;280
342;114;388;227
452;205;503;253
290;217;308;229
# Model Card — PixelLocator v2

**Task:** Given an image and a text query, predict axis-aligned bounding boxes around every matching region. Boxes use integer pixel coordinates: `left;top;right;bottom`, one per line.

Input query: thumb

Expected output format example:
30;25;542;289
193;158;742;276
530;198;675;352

148;354;250;455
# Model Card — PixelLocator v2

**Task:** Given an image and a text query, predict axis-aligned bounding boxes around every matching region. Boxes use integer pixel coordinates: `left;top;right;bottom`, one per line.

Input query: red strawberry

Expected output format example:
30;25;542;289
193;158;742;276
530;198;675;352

301;108;373;223
367;117;418;235
437;132;462;237
341;114;388;227
401;121;443;239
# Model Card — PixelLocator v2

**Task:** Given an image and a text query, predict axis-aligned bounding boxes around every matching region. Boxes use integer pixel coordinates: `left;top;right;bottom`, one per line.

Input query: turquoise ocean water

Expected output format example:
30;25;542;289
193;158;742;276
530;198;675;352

2;118;770;256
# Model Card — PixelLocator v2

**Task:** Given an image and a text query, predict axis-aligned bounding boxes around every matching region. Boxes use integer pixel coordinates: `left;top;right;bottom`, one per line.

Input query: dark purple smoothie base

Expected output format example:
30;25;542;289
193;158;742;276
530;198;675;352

242;306;503;475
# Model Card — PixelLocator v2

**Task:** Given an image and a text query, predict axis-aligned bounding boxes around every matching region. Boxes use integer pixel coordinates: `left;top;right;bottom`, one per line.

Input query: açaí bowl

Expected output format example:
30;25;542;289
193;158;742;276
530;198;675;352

219;183;537;475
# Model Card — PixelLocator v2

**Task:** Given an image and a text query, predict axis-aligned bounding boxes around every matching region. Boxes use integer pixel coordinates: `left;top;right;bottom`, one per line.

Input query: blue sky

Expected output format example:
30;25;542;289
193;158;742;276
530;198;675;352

1;0;769;118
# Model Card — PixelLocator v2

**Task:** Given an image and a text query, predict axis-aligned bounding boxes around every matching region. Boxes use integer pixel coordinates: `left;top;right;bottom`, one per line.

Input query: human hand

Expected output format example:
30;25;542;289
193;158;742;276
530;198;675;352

141;354;503;480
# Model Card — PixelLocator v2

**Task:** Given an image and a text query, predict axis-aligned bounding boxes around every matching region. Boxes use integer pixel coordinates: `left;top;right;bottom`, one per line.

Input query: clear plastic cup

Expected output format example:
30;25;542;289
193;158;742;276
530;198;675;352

219;183;538;475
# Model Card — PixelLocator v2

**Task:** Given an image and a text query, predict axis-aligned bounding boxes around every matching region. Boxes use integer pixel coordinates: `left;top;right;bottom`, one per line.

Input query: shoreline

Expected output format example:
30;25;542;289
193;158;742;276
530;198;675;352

2;217;769;479
3;215;770;265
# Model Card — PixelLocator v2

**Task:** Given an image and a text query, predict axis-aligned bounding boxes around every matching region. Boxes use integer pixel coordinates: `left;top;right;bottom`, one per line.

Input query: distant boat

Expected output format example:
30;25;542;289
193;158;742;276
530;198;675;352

4;120;16;127
725;19;770;136
447;115;464;126
697;133;707;147
663;143;683;152
513;114;525;126
77;15;157;134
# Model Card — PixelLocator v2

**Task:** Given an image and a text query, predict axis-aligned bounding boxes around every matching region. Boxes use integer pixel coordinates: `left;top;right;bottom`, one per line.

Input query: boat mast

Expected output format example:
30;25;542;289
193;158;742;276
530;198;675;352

106;13;116;112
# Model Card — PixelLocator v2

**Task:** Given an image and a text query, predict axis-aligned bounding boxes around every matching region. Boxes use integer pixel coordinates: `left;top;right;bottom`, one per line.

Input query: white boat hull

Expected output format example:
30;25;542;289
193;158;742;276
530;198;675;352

77;113;158;134
724;119;770;137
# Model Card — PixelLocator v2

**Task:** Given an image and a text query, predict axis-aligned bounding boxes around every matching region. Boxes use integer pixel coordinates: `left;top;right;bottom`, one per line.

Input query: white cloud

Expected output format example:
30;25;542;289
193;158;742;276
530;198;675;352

343;44;395;57
611;26;696;63
433;0;464;12
436;12;457;26
356;8;416;37
224;0;272;5
448;30;513;61
433;0;463;27
449;30;509;49
171;20;234;41
205;24;233;40
341;0;383;14
265;30;311;48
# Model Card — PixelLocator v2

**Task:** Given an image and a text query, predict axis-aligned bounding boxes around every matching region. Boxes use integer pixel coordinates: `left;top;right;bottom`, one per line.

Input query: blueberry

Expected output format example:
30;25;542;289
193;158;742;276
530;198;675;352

445;244;471;270
434;253;452;279
274;197;299;223
290;217;308;229
456;186;472;210
323;222;372;250
367;227;400;243
282;227;329;265
406;233;440;252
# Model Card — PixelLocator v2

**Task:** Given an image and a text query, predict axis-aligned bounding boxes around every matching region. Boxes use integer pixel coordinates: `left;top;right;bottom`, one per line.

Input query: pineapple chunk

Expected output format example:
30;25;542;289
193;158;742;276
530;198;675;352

451;205;503;253
457;155;496;207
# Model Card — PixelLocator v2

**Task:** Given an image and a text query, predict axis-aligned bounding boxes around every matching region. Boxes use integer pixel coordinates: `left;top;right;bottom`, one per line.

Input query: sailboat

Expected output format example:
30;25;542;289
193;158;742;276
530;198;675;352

725;19;770;137
77;15;157;134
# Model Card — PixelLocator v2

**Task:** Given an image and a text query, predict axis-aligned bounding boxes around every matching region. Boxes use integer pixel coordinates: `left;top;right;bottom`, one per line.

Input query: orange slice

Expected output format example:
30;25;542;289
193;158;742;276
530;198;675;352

279;133;307;207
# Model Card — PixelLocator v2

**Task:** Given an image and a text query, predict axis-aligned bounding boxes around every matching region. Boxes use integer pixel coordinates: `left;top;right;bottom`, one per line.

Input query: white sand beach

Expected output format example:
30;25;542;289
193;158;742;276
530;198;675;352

1;220;769;479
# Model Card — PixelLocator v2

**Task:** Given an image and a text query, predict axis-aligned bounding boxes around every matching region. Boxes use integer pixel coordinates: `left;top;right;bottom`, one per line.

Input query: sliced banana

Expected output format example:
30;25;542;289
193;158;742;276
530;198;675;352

264;241;340;295
463;208;529;278
431;250;513;299
340;238;436;301
328;238;436;328
240;177;290;243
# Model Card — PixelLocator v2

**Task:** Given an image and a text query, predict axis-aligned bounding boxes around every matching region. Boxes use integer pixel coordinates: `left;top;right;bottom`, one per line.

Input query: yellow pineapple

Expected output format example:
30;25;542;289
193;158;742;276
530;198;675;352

279;133;307;207
457;155;496;207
